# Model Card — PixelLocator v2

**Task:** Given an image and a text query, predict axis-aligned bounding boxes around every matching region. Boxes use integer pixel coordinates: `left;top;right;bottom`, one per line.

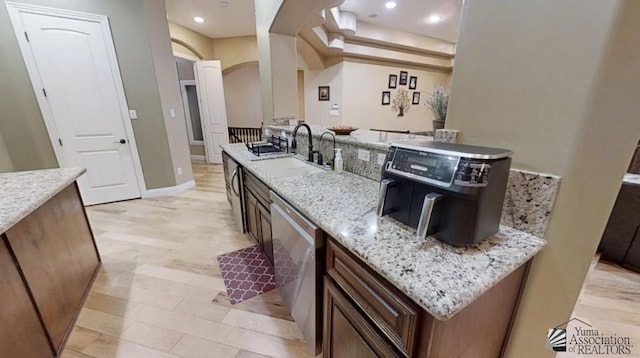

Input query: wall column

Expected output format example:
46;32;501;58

447;0;640;356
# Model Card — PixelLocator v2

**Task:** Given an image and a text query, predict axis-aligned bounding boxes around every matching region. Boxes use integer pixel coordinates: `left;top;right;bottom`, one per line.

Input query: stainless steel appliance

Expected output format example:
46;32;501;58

226;157;245;233
270;191;323;355
377;141;512;246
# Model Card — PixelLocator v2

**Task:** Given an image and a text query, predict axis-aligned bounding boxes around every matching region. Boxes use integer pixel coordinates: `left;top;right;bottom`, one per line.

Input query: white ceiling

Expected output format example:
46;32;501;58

164;0;256;39
339;0;462;43
164;0;461;43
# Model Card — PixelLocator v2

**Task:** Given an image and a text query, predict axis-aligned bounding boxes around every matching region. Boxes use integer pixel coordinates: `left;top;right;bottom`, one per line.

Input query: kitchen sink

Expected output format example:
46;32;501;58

250;157;325;178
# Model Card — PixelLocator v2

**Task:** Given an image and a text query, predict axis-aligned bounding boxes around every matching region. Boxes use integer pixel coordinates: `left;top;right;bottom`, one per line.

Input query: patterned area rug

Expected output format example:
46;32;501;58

217;245;276;304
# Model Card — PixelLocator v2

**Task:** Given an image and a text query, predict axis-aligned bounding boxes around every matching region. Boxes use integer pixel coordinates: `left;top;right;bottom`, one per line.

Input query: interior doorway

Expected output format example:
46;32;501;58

7;2;145;205
175;54;206;161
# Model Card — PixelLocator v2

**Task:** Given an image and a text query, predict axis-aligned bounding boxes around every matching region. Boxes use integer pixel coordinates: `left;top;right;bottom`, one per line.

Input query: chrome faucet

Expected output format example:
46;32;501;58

291;122;314;162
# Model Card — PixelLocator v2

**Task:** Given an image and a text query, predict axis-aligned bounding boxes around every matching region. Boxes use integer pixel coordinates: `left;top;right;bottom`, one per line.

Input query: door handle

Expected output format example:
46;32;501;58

114;139;127;144
231;169;239;196
376;179;394;217
417;193;443;239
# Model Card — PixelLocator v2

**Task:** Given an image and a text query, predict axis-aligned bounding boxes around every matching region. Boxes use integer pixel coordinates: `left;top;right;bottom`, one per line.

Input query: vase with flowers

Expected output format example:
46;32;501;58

426;84;449;132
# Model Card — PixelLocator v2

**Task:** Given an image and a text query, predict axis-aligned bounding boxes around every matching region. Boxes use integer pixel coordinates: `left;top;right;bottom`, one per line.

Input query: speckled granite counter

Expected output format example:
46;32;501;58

267;124;432;151
0;168;85;233
624;173;640;185
222;143;546;320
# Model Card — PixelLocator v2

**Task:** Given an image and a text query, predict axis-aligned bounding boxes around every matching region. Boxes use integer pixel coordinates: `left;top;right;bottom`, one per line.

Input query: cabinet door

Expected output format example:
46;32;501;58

323;278;401;358
5;184;100;352
258;203;273;265
244;189;261;246
0;237;53;357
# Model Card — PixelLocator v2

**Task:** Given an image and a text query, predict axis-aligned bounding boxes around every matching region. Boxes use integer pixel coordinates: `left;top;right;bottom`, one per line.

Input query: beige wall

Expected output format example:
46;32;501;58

0;132;14;172
143;0;193;186
168;21;214;60
0;0;177;189
303;60;451;132
172;42;200;60
212;36;258;70
447;0;640;357
223;63;263;128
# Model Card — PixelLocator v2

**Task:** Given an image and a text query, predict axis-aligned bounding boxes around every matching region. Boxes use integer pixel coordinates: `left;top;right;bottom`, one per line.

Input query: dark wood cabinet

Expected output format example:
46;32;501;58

222;152;232;204
324;238;528;358
0;236;53;358
244;188;261;246
324;278;401;358
242;168;274;265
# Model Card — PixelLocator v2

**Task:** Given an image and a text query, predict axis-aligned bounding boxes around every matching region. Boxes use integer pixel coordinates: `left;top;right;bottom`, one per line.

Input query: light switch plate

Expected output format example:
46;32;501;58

129;110;137;119
177;167;183;175
331;103;340;109
377;153;386;166
329;110;339;117
358;149;370;162
169;109;176;118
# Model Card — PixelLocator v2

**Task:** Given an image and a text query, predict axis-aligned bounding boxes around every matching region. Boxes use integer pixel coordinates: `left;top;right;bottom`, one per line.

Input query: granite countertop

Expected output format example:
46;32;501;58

267;124;433;151
624;173;640;185
0;168;85;233
222;143;546;320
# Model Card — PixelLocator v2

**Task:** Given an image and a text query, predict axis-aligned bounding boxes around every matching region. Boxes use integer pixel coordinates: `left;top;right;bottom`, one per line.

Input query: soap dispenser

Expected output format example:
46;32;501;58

334;148;343;173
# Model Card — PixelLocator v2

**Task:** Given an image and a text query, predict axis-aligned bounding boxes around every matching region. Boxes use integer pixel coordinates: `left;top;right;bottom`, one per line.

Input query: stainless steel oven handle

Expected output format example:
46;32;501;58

417;193;442;239
376;179;394;217
231;169;239;196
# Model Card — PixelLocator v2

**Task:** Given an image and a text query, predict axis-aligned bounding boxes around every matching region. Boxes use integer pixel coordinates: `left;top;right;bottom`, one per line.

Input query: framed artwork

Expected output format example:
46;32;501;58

318;86;330;101
409;76;417;89
399;71;408;85
412;92;420;105
388;74;397;89
382;91;391;105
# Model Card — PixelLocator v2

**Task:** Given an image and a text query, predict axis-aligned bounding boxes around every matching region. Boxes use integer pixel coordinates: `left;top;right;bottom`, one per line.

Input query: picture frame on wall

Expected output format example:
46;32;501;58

412;92;420;105
382;91;391;105
399;71;408;85
409;76;417;90
388;74;397;89
318;86;330;101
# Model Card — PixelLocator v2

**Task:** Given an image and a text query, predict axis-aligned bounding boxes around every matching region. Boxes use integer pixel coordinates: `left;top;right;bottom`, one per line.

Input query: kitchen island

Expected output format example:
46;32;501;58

222;143;546;357
0;168;100;357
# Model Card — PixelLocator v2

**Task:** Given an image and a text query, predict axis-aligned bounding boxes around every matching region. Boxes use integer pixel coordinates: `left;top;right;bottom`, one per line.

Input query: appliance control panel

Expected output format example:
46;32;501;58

385;147;493;187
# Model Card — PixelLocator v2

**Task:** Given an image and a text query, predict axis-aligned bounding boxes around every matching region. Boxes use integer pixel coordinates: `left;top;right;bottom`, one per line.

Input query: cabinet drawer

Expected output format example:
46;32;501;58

243;170;270;209
324;278;401;358
327;239;418;357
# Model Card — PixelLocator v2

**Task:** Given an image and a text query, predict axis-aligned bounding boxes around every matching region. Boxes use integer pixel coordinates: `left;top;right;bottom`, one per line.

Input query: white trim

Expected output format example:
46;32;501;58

6;2;148;198
179;80;205;146
142;180;196;198
173;51;200;62
190;155;206;161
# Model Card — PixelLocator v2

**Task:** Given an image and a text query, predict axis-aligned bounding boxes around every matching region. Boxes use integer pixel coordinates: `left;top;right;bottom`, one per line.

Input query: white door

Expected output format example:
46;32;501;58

194;60;230;164
7;3;143;205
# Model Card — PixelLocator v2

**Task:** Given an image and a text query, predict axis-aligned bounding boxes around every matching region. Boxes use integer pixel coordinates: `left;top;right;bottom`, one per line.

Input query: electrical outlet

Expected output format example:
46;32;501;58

177;167;183;175
329;110;339;117
377;153;386;166
169;109;176;118
358;149;370;162
129;110;137;119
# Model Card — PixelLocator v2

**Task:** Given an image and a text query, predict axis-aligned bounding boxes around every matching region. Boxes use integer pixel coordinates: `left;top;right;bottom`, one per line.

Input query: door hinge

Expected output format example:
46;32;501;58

24;31;29;42
58;138;62;146
42;88;47;97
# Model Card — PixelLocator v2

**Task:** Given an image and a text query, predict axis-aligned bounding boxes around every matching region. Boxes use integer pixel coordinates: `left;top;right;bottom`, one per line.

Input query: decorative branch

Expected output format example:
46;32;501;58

391;89;410;117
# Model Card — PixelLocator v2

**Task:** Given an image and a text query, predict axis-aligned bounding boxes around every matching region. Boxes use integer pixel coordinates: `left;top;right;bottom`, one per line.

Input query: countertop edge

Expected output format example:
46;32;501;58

0;168;86;234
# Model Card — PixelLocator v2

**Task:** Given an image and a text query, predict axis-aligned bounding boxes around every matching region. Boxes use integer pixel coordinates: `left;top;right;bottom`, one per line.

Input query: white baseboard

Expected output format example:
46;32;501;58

142;179;196;198
190;155;206;161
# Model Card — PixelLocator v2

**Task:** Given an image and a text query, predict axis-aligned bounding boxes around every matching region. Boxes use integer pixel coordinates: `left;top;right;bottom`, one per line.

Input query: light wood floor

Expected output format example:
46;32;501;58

570;256;640;357
63;163;313;358
63;163;640;357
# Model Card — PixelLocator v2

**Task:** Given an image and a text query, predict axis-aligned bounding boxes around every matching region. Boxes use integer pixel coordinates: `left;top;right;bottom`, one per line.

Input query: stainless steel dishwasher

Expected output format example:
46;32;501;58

270;191;324;355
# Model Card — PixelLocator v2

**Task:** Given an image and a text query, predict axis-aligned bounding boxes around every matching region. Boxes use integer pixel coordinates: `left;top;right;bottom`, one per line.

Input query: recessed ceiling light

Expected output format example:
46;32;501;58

428;14;442;23
368;13;378;18
193;16;204;23
385;1;397;9
220;0;229;6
